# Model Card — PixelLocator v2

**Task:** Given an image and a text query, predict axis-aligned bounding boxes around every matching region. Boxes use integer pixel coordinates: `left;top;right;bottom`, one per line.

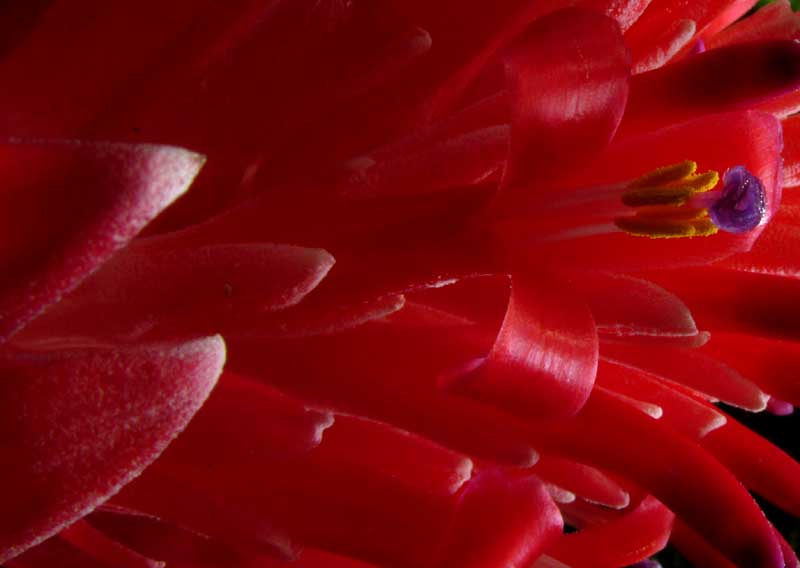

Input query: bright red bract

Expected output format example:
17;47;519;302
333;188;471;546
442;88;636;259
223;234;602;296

1;1;799;567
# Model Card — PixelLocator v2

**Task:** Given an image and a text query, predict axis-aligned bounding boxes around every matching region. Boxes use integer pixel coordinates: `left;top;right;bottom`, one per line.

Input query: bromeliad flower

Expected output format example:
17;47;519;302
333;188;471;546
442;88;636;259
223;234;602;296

1;1;799;567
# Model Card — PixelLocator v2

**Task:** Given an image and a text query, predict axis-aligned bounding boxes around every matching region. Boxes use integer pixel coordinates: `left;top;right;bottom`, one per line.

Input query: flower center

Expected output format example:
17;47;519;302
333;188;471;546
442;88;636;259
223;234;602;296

613;161;766;239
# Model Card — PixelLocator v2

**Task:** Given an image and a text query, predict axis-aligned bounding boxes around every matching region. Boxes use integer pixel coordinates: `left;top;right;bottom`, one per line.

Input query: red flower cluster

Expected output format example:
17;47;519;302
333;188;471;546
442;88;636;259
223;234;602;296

1;1;800;567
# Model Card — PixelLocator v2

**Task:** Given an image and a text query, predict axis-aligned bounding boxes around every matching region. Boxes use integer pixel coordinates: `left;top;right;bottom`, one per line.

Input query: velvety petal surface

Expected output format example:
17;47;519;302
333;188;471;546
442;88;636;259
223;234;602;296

0;141;204;341
0;336;226;563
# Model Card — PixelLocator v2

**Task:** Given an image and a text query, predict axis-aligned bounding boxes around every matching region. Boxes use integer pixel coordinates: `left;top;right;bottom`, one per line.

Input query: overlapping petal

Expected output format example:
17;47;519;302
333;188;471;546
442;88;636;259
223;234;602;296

0;336;225;564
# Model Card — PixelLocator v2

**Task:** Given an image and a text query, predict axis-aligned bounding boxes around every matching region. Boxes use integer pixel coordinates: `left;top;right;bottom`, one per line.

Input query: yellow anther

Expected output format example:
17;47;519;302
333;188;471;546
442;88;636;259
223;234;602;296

614;216;719;239
616;160;721;239
628;160;697;189
682;170;719;194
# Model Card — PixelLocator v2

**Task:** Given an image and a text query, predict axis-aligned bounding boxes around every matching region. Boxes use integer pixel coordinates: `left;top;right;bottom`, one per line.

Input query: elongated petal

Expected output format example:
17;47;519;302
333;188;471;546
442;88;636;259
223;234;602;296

700;332;800;406
533;455;630;509
601;343;768;411
0;141;204;341
228;325;539;467
548;496;673;568
596;360;727;438
525;390;783;568
442;273;598;418
625;0;759;69
709;0;800;48
116;377;477;567
622;40;800;137
646;267;800;340
670;520;737;568
0;336;226;564
16;240;335;343
5;528;163;568
570;272;699;342
88;507;243;568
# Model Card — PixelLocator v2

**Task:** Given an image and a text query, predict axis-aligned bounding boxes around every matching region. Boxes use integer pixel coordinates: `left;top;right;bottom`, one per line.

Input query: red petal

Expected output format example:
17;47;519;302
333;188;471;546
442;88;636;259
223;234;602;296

596;359;727;439
15;240;335;343
442;273;598;418
337;126;508;200
0;141;203;341
570;271;699;343
601;343;768;411
547;496;674;568
58;521;163;568
432;469;563;568
0;336;225;564
785;114;800;187
117;380;475;566
670;519;737;568
493;7;630;211
700;332;800;406
88;507;243;568
621;40;800;137
709;0;800;48
625;0;758;70
646;267;800;340
5;532;161;568
533;455;631;509
631;18;697;74
228;325;538;468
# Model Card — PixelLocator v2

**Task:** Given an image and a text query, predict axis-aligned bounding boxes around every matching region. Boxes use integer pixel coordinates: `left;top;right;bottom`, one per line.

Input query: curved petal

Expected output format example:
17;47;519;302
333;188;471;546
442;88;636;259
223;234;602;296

596;360;727;439
533;455;631;509
0;336;226;564
700;332;800;406
441;273;598;418
15;241;335;344
570;272;699;343
601;343;768;411
0;141;204;341
548;496;673;568
493;7;630;212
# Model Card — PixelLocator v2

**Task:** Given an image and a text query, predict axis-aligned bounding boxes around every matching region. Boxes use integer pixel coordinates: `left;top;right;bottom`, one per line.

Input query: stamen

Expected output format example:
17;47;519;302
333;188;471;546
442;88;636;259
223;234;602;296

615;160;721;239
627;160;697;189
614;162;766;239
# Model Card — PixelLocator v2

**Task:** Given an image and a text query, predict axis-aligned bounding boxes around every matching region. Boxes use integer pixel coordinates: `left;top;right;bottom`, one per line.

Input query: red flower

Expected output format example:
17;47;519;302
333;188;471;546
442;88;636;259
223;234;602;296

1;1;799;567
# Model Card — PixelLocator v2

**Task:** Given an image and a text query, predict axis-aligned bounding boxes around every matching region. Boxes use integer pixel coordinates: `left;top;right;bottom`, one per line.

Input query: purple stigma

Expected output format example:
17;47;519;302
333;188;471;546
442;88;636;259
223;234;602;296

708;165;766;234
